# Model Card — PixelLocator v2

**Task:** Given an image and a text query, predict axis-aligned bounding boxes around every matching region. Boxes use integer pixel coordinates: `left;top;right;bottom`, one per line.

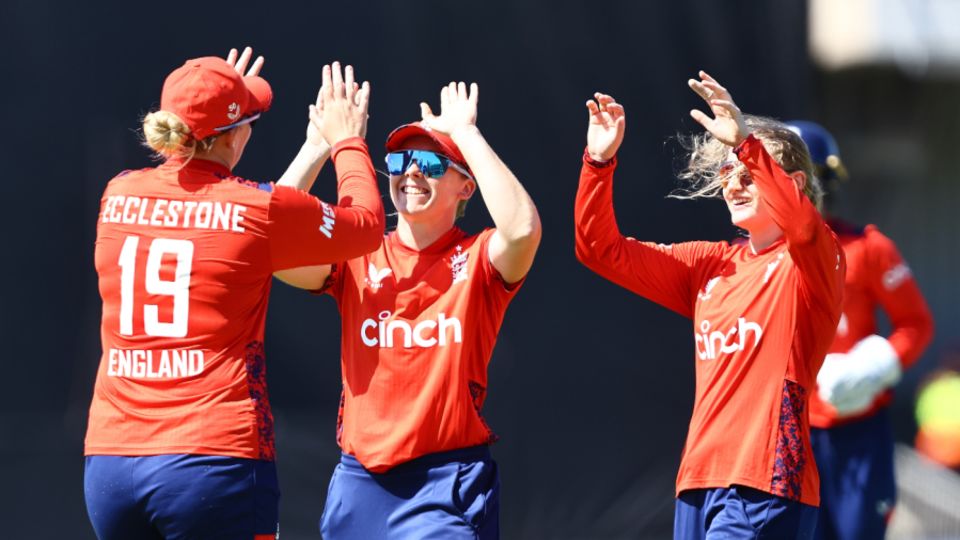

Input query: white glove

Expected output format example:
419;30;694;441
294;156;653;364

817;335;902;416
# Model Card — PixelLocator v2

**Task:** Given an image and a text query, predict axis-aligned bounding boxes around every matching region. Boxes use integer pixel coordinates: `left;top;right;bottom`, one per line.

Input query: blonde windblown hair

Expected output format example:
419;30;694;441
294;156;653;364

672;114;824;211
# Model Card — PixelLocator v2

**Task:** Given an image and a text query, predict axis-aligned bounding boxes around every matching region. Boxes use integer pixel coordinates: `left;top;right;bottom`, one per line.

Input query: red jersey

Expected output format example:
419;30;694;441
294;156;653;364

575;135;845;506
85;138;384;460
324;227;521;472
809;219;934;427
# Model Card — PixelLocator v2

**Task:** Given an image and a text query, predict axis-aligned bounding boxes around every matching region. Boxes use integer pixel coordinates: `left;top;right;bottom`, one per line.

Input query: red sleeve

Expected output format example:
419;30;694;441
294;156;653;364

574;151;721;318
734;135;845;313
267;137;385;271
865;227;934;368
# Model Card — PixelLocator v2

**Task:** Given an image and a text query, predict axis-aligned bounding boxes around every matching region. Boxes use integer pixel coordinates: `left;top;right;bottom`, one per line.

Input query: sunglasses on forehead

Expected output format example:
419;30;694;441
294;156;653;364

385;150;472;179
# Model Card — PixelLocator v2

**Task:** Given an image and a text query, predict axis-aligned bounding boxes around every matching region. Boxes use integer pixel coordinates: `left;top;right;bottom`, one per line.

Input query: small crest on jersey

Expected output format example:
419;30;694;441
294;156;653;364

763;253;785;284
227;102;241;121
451;245;469;284
365;263;392;290
698;276;721;301
882;263;911;290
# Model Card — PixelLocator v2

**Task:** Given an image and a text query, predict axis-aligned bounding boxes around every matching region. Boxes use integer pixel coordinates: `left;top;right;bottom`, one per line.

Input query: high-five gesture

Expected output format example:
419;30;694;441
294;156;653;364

420;82;479;136
225;46;265;77
688;71;749;147
585;93;626;162
319;62;371;145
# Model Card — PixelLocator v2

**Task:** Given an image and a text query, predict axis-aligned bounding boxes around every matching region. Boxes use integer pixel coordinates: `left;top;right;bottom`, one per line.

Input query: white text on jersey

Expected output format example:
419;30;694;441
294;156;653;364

360;311;463;348
101;195;247;233
107;348;205;378
695;318;763;360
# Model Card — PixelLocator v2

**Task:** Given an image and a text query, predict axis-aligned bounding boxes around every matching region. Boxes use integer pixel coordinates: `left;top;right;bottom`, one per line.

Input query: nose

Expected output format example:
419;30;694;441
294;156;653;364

404;162;424;177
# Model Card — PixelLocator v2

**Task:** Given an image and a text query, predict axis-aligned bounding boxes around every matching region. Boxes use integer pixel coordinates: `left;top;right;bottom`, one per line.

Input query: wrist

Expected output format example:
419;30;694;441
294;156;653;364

450;124;481;143
584;148;616;167
303;139;331;156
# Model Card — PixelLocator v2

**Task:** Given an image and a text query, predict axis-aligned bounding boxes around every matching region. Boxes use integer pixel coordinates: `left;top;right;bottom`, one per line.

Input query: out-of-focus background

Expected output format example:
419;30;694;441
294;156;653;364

2;0;958;538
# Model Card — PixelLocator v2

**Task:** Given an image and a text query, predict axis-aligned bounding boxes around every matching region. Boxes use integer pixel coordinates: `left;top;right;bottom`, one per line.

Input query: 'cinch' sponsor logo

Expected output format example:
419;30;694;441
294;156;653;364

695;318;763;360
361;311;463;348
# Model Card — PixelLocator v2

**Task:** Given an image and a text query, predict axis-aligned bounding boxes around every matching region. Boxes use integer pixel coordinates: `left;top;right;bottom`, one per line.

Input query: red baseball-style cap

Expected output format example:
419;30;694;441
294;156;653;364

385;122;472;175
160;57;273;140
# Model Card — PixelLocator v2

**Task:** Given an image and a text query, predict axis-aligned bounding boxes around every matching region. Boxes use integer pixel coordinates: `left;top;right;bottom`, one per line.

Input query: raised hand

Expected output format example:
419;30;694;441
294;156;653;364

225;46;265;77
318;62;371;145
585;93;626;162
688;71;748;147
420;82;478;136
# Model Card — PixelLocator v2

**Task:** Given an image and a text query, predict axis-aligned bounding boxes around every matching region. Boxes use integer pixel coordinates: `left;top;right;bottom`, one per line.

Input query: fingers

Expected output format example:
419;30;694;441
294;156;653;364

331;61;344;98
689;108;711;129
344;65;356;102
356;81;371;114
586;99;601;116
469;82;479;106
420;102;435;121
440;84;450;110
247;55;265;77
709;99;741;117
699;70;719;84
226;48;238;66
309;104;323;127
235;46;253;75
321;64;333;100
688;79;712;101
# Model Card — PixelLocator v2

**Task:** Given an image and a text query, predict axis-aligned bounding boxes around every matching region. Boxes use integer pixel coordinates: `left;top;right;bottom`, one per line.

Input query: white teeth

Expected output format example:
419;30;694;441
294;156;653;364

401;186;428;195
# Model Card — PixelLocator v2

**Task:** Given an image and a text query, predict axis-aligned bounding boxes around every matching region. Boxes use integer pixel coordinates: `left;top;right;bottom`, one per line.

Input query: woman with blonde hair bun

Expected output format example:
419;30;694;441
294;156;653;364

83;48;384;540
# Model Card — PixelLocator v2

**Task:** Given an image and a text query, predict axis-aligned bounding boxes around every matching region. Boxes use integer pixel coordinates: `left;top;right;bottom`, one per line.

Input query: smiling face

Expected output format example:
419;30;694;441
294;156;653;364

720;159;770;230
389;135;475;224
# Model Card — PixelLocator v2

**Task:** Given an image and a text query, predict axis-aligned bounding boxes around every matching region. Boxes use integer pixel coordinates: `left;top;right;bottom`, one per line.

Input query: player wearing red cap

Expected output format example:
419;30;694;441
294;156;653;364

786;121;935;540
276;81;541;539
84;51;384;540
574;73;845;539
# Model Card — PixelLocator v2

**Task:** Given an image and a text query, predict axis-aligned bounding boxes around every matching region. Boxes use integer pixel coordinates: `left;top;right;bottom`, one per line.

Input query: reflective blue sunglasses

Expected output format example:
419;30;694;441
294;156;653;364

385;150;472;179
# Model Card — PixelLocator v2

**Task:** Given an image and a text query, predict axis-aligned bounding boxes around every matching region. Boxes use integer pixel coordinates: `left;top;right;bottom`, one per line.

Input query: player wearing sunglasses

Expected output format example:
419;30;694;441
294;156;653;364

276;81;541;539
574;72;845;539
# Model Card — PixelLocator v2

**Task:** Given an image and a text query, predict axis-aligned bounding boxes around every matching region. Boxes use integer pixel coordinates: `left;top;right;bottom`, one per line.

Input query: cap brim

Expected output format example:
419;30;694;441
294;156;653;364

244;75;273;114
385;123;470;173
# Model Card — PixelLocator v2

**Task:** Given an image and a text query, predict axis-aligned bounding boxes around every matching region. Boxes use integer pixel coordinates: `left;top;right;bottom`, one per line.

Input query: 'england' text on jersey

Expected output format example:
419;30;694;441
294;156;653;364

107;348;205;378
101;195;247;233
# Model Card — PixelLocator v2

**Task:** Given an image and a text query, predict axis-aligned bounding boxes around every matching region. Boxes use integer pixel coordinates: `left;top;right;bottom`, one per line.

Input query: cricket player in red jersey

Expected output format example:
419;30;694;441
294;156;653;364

575;72;846;539
786;121;934;540
84;51;384;540
276;81;542;539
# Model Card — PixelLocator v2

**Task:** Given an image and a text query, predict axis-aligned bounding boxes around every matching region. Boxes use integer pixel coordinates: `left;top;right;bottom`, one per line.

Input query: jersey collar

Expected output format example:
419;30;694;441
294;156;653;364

388;226;467;255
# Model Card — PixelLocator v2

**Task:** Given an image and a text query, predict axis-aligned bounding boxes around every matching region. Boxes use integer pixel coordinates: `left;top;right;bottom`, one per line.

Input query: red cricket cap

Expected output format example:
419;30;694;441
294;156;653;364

160;57;273;140
385;122;472;175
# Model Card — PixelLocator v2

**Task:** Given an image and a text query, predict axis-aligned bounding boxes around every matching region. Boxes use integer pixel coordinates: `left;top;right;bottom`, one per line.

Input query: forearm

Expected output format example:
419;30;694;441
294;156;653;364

574;154;623;266
451;126;541;243
276;141;331;191
734;135;821;244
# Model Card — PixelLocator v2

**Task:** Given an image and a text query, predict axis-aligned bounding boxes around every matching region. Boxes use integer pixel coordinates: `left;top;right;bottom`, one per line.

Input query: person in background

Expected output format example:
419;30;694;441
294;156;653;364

788;121;935;540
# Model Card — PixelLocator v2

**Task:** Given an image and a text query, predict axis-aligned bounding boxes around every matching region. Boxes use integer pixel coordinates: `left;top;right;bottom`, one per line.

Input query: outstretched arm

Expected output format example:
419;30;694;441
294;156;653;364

575;93;715;318
272;62;381;289
421;82;541;284
688;71;843;310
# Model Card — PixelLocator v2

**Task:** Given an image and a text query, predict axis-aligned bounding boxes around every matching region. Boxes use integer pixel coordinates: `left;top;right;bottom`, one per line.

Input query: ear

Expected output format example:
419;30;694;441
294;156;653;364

790;170;807;192
458;178;477;201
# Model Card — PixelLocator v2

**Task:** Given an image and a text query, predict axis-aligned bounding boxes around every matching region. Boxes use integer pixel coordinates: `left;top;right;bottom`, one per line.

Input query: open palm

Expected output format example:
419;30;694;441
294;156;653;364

688;71;748;147
586;93;625;161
